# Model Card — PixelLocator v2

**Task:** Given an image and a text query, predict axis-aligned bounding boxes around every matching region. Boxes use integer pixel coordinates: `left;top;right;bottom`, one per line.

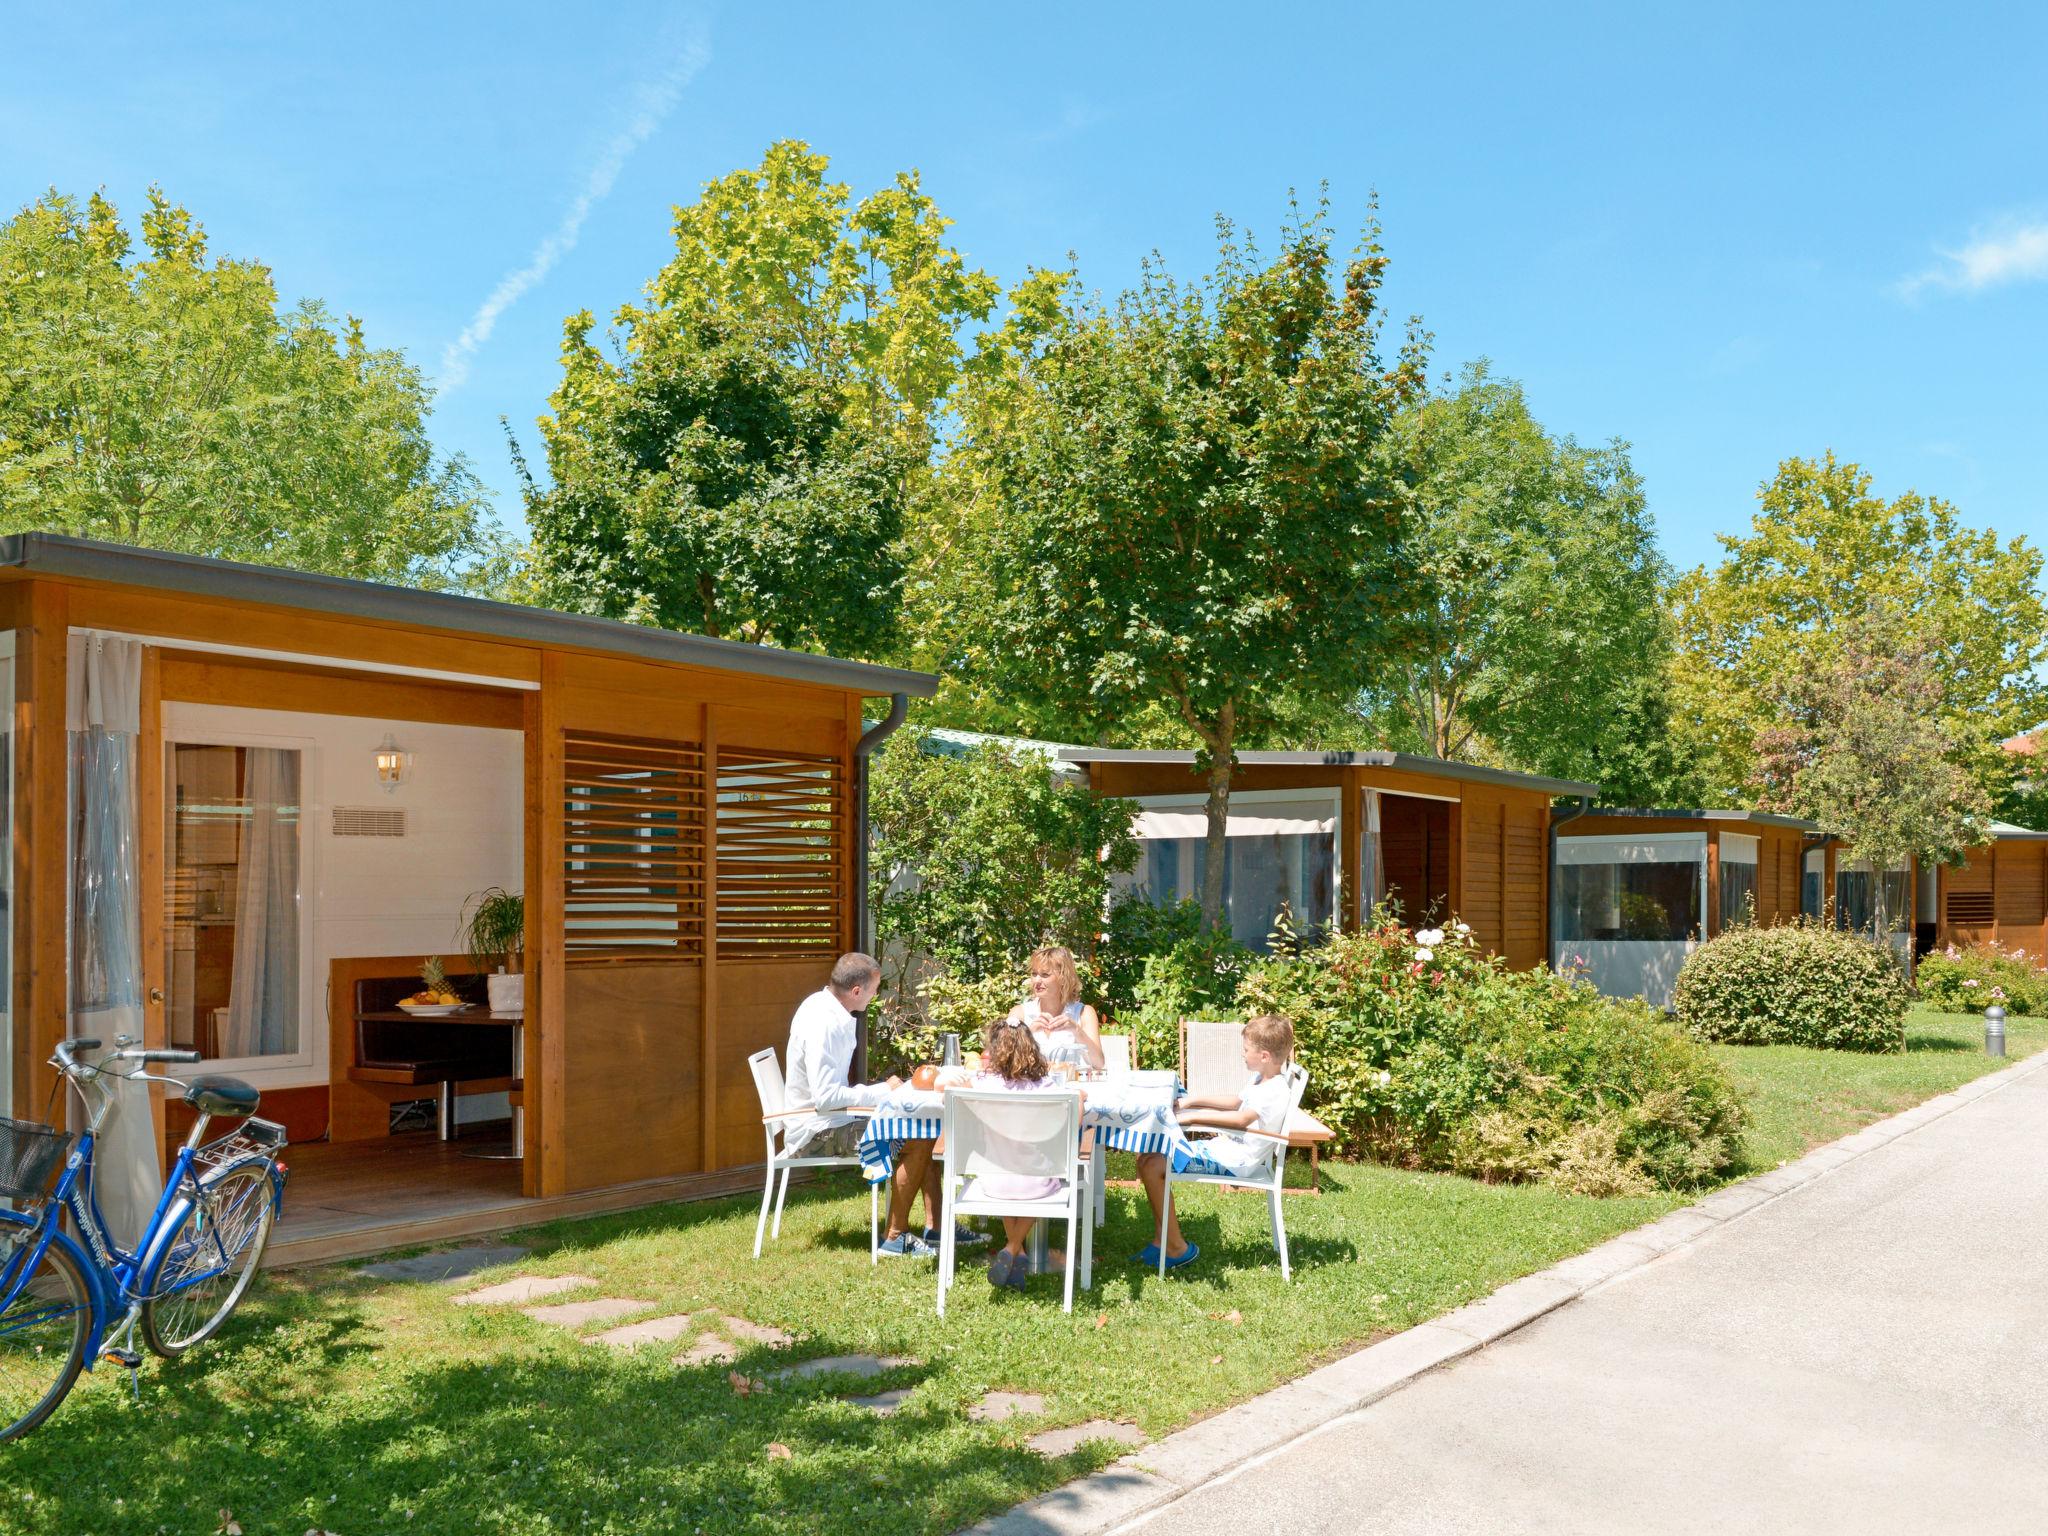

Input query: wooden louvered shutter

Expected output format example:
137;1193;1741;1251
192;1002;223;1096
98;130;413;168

715;748;845;958
562;730;706;961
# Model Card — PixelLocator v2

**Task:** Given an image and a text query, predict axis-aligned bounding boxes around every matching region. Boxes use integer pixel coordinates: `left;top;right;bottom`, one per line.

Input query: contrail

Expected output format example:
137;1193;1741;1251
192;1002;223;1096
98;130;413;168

440;30;710;391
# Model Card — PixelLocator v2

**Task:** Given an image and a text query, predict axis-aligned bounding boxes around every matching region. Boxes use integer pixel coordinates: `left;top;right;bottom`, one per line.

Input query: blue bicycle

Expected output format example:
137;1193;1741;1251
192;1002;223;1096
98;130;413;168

0;1035;288;1440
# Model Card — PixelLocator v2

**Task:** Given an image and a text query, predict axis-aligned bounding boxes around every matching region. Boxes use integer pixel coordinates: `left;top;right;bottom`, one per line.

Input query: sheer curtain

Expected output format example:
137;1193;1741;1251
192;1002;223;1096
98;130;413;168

223;748;300;1059
66;632;158;1247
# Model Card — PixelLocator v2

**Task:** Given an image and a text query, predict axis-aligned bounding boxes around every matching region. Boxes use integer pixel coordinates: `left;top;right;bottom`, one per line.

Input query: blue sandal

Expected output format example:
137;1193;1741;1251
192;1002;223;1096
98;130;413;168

1162;1242;1200;1272
1130;1243;1162;1267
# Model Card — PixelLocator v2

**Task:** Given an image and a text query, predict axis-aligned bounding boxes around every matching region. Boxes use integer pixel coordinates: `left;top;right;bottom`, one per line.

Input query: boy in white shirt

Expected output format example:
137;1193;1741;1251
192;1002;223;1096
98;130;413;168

1132;1014;1296;1272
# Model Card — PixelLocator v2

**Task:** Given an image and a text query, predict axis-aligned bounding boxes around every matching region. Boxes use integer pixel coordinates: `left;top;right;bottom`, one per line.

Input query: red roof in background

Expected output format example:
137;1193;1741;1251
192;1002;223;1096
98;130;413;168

2006;730;2043;757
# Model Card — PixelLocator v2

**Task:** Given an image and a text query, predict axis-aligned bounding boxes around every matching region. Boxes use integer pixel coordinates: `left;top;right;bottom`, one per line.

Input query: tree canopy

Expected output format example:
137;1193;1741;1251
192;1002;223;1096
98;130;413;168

0;188;495;587
520;141;1012;655
1360;361;1676;789
1671;453;2048;815
1754;613;1989;936
953;200;1428;926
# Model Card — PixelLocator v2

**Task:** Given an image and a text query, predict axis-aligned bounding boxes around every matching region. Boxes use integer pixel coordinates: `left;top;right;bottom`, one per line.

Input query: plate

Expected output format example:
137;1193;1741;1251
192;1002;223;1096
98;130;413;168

397;1002;465;1016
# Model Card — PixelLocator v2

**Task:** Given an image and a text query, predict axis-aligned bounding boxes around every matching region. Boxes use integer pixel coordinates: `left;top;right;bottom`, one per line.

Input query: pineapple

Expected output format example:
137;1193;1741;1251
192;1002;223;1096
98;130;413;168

411;956;461;1006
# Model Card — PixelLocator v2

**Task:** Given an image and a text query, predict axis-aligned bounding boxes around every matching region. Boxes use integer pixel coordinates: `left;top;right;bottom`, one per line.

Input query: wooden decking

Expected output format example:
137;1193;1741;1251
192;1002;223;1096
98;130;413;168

266;1130;767;1270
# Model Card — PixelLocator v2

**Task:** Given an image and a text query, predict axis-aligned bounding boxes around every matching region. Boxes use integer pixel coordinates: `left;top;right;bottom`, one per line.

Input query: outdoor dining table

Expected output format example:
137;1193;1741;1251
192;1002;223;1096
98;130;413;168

856;1071;1191;1274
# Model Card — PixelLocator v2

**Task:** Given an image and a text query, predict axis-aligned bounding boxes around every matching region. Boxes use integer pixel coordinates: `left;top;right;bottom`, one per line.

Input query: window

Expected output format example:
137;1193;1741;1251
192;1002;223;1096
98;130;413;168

1801;846;1826;918
1131;794;1337;951
1835;861;1909;937
1718;834;1759;931
1555;834;1705;943
165;743;304;1061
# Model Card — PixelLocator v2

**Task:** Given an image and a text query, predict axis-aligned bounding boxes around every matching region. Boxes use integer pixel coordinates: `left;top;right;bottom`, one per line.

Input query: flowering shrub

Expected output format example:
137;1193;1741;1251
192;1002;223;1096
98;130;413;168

1916;942;2048;1015
868;972;1018;1077
1125;925;1256;1070
1672;920;1906;1051
1237;917;1744;1195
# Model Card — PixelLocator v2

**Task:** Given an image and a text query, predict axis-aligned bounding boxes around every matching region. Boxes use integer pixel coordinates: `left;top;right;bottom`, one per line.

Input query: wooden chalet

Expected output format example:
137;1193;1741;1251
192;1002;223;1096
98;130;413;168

1935;822;2048;955
0;534;932;1263
1058;749;1597;969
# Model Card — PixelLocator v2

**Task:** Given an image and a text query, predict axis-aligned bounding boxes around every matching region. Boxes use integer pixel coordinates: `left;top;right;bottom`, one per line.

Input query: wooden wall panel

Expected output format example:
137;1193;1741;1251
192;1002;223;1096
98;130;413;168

1939;844;1995;947
1461;796;1505;958
19;583;66;1117
1503;805;1547;966
712;957;833;1170
1379;795;1452;926
562;962;703;1191
1995;842;2045;932
159;651;524;729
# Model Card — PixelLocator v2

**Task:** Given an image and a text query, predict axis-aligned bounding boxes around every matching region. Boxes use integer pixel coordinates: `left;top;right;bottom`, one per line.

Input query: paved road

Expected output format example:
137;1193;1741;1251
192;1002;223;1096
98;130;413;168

1123;1058;2048;1535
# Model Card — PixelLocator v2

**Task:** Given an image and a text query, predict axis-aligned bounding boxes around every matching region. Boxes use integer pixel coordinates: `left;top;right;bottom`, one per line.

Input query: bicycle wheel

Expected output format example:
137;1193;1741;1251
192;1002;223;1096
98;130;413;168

140;1160;276;1359
0;1228;92;1441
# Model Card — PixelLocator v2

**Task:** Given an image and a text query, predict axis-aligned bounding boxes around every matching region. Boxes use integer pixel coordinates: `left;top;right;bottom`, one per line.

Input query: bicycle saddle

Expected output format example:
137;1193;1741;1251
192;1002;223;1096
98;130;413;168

184;1075;260;1117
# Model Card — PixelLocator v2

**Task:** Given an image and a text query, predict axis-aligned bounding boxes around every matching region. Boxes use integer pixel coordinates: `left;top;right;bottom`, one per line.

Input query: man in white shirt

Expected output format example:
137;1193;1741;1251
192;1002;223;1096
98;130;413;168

784;952;958;1257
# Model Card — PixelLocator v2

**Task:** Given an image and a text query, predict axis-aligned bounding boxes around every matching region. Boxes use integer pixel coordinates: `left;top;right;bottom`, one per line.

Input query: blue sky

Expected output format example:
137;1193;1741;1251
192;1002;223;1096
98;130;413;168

5;2;2045;572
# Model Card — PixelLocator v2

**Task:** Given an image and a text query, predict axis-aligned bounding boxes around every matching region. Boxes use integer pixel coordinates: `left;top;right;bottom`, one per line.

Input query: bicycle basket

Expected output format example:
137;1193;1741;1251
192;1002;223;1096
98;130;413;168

0;1116;74;1202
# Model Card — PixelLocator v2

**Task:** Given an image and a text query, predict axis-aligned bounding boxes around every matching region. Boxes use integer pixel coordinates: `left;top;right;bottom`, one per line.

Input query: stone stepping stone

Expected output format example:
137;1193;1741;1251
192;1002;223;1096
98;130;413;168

587;1314;699;1349
455;1274;597;1307
675;1333;740;1367
1025;1420;1146;1457
968;1390;1045;1423
717;1314;794;1347
846;1388;914;1416
767;1353;914;1383
361;1244;529;1283
522;1297;652;1328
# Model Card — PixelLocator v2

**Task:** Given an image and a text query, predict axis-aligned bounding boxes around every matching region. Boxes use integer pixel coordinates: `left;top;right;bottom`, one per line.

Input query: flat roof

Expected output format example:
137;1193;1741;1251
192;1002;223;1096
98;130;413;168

1988;820;2048;840
1055;747;1598;798
0;533;937;698
1564;807;1824;833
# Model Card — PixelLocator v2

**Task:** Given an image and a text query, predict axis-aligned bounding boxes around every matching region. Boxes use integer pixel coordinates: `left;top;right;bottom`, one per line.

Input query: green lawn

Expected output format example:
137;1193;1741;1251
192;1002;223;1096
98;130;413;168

5;1007;2033;1535
1712;1005;2047;1173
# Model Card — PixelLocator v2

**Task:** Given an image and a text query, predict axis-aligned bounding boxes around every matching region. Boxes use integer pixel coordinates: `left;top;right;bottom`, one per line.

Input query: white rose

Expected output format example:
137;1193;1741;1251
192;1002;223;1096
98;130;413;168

1415;947;1435;965
1376;1070;1391;1087
1452;920;1471;935
1415;927;1445;947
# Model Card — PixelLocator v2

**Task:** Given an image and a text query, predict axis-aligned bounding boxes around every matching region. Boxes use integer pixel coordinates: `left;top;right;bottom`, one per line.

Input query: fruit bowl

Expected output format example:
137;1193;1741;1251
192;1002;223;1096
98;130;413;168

397;1001;465;1016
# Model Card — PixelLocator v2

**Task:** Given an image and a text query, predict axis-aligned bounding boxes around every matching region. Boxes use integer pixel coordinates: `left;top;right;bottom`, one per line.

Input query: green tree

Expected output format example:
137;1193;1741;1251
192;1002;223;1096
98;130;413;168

1361;362;1677;787
1671;453;2048;813
957;200;1428;928
521;141;1007;654
0;189;495;587
1754;614;1990;940
868;731;1139;991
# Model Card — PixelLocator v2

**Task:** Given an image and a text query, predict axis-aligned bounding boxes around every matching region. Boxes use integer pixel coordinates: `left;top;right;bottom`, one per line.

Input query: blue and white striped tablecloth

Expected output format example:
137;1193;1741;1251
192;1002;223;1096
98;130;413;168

856;1080;1190;1181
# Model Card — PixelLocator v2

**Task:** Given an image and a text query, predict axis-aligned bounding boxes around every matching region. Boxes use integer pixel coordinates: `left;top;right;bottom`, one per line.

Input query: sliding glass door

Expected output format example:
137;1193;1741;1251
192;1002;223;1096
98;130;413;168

165;740;308;1068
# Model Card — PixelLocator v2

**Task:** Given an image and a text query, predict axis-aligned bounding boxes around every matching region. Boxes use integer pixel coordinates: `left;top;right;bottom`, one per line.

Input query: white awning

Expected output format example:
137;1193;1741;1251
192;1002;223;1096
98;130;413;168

1556;833;1707;866
1134;804;1335;840
1719;833;1760;866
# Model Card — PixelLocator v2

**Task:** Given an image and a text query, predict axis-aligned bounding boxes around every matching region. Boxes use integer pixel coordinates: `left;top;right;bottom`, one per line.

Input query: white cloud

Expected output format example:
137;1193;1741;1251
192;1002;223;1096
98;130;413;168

1899;218;2048;298
440;31;710;391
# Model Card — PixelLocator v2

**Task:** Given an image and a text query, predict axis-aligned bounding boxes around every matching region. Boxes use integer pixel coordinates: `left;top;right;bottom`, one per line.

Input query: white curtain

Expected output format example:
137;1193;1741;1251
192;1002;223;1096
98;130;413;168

66;633;158;1248
1360;788;1385;914
224;749;300;1059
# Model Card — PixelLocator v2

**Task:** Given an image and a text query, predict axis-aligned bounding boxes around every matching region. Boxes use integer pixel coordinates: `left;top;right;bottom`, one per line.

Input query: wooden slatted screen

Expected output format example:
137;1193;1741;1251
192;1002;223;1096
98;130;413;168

716;748;844;958
1946;890;1994;926
563;730;706;961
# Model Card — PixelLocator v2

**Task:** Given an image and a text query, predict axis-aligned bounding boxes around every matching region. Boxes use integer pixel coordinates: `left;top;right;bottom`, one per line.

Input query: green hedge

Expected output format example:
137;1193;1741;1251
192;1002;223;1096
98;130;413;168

1917;942;2048;1015
1231;919;1743;1195
1672;920;1907;1051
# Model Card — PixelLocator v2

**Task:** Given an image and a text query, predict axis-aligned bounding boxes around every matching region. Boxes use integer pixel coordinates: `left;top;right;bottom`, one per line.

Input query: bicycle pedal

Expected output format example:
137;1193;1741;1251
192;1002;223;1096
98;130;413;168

100;1346;142;1369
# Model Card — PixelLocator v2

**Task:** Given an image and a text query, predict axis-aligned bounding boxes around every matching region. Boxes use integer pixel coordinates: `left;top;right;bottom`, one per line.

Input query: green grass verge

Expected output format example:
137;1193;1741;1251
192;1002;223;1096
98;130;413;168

6;1168;1676;1535
1712;1005;2047;1174
7;1006;2032;1535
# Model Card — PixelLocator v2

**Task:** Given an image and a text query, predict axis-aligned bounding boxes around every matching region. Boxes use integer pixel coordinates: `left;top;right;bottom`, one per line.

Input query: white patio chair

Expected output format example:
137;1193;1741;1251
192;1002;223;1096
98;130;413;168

1099;1033;1134;1075
937;1089;1093;1315
748;1046;877;1262
1159;1062;1311;1282
1180;1019;1250;1099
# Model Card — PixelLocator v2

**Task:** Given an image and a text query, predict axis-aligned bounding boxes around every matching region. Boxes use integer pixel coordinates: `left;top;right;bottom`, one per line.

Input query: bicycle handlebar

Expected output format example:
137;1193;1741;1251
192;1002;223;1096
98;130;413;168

129;1049;201;1065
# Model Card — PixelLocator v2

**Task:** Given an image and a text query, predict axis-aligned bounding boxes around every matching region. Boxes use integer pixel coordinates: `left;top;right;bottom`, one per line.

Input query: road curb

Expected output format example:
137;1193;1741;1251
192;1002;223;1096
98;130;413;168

962;1045;2048;1536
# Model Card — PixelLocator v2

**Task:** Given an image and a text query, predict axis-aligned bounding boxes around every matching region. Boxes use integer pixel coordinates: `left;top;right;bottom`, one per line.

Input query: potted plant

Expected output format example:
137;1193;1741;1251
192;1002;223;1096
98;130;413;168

460;887;526;1014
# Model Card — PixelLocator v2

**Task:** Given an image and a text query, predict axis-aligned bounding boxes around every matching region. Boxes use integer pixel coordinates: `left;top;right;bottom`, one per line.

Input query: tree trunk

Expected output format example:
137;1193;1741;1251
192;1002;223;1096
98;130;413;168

1197;706;1237;934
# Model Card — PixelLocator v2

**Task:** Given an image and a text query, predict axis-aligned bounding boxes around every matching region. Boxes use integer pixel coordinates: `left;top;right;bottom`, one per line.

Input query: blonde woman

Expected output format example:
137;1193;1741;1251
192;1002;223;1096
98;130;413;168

1006;945;1105;1070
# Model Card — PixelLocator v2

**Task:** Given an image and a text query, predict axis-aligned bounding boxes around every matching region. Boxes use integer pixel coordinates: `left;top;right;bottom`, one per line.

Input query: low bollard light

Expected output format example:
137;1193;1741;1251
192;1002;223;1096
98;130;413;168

1985;1003;2006;1058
